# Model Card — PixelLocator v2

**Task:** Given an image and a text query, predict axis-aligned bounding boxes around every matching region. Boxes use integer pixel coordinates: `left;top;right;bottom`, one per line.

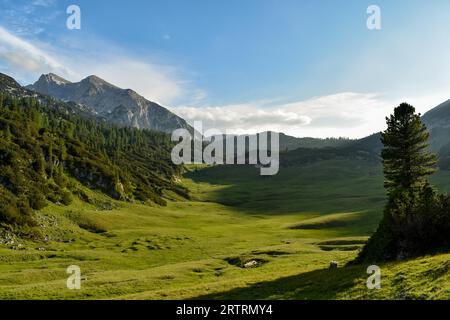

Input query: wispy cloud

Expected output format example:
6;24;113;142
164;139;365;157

88;58;186;105
0;23;443;138
0;0;61;35
0;25;200;105
172;92;448;138
172;101;311;135
0;26;72;79
31;0;55;7
0;17;447;138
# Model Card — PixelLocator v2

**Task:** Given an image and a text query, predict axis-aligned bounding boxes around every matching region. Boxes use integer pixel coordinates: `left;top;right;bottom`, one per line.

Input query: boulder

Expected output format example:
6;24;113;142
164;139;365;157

244;260;259;269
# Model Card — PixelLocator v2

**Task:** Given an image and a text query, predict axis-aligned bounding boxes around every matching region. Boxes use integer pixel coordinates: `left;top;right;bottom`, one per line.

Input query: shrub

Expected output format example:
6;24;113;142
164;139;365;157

28;190;47;210
60;191;73;206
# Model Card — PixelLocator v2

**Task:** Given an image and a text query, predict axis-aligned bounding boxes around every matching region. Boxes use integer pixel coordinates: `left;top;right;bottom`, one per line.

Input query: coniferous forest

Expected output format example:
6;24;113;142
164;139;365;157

0;92;188;227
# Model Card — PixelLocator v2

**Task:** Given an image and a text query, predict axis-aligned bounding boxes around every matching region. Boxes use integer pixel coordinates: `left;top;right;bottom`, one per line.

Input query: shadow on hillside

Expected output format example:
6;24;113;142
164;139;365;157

192;264;368;300
185;161;385;217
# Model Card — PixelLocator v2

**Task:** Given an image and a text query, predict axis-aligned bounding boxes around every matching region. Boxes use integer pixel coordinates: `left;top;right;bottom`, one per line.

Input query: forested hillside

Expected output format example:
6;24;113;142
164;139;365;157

0;87;188;227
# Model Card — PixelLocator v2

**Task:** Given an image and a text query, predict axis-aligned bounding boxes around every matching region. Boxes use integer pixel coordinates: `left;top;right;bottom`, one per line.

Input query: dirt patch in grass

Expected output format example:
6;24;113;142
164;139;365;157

315;238;366;252
315;239;367;246
251;250;291;257
319;245;361;252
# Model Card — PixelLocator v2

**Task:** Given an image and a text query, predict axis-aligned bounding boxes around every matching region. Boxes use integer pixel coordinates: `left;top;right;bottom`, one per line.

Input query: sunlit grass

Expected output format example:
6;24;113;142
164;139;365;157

0;160;448;299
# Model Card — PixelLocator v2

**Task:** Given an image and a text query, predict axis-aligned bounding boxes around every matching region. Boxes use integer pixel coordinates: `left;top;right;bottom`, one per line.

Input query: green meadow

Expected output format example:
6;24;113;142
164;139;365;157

0;159;449;299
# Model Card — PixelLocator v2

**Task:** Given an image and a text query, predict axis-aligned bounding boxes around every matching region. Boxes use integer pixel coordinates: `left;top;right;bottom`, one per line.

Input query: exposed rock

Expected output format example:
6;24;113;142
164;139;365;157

27;73;193;134
0;230;17;245
243;260;259;269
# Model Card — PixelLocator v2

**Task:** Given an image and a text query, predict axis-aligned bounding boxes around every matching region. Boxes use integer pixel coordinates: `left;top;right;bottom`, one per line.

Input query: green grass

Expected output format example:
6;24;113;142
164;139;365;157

194;253;450;300
0;159;448;299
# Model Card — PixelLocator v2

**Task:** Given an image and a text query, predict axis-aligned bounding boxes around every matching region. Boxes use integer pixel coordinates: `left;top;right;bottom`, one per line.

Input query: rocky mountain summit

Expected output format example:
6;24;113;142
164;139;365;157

27;73;192;133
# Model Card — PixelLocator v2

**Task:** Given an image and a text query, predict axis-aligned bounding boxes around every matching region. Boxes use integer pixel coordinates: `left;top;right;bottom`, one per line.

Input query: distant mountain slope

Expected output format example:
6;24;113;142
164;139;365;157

282;99;450;168
422;99;450;129
277;133;353;151
27;73;193;134
217;132;353;152
422;99;450;150
350;99;450;157
0;73;32;97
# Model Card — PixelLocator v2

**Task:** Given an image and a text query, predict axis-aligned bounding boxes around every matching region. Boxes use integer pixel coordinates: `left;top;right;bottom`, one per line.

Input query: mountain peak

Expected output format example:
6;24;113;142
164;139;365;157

39;73;71;85
26;72;192;134
0;72;29;96
0;72;20;86
81;75;117;89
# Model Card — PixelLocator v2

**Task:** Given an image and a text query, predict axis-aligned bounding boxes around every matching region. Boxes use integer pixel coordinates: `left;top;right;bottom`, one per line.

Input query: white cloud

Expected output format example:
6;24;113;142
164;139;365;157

172;93;379;137
172;92;448;139
0;26;72;79
0;25;194;105
88;59;184;105
173;102;312;135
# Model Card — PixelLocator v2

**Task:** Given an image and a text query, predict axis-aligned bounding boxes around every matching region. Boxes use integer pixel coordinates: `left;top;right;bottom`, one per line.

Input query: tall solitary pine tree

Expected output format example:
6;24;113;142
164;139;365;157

356;103;438;262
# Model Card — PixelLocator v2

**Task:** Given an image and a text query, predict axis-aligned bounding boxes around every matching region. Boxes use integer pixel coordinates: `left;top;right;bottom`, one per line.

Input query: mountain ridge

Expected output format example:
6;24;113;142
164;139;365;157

7;71;450;166
27;73;193;134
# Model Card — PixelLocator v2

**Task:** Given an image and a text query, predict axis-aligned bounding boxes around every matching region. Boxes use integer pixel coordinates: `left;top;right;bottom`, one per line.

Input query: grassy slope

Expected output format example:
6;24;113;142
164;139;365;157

0;159;449;299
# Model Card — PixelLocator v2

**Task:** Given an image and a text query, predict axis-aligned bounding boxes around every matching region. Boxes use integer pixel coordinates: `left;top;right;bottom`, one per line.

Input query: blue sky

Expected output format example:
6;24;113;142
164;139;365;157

1;0;450;138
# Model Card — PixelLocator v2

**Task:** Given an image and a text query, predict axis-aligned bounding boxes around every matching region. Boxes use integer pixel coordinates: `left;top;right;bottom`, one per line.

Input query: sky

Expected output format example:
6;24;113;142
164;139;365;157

1;0;450;138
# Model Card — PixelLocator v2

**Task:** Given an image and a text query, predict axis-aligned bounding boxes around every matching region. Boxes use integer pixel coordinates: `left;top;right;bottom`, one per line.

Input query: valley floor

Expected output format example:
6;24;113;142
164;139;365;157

0;160;449;299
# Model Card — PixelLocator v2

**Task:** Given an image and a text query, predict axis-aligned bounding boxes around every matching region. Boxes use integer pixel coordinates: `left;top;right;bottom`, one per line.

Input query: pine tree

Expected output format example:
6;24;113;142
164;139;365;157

4;124;12;141
48;142;54;178
381;103;437;199
356;103;438;262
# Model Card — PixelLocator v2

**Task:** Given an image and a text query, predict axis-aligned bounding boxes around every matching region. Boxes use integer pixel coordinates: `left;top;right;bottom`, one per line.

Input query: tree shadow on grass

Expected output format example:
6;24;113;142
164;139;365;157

192;264;368;300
